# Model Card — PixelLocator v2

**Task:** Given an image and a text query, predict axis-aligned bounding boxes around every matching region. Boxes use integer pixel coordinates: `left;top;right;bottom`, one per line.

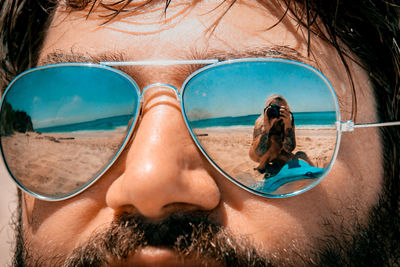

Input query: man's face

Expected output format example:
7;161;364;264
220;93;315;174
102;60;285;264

19;1;383;265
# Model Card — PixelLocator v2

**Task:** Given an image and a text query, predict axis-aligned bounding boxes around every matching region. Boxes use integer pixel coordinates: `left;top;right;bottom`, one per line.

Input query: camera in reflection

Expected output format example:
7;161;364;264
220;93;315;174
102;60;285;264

265;104;281;119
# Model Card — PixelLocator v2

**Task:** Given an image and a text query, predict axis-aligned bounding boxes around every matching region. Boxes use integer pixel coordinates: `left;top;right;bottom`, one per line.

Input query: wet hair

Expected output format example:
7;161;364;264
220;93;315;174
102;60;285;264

1;0;400;265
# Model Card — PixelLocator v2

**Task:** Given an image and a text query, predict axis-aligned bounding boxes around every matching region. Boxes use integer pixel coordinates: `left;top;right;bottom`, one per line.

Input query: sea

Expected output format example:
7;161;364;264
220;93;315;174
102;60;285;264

35;114;133;133
190;111;337;129
35;111;337;133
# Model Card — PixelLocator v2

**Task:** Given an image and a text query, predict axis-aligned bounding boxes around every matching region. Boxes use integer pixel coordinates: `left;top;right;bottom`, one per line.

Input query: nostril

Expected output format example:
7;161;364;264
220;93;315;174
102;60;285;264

115;204;135;217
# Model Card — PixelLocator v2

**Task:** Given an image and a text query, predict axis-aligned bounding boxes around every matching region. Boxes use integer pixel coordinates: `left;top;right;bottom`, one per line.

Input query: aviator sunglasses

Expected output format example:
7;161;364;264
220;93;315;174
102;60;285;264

1;58;400;201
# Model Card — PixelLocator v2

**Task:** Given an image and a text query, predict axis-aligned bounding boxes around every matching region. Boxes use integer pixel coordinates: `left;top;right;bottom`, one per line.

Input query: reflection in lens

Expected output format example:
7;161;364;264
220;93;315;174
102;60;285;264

0;65;139;199
183;60;339;197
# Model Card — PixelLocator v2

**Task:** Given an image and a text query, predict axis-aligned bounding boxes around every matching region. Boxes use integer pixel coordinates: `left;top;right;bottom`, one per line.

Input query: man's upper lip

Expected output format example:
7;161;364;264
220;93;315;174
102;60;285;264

108;246;222;267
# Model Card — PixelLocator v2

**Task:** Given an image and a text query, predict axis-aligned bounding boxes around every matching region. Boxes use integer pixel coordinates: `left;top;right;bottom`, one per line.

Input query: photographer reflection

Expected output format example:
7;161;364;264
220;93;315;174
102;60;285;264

249;94;313;177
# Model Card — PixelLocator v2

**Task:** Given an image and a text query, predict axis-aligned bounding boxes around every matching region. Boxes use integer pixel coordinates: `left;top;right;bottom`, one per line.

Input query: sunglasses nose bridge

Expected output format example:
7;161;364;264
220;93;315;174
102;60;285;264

139;83;182;117
141;83;180;101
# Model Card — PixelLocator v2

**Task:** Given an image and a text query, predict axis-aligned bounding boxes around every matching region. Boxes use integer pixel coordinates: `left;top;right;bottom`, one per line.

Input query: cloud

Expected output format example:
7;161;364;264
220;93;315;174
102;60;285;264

186;109;212;121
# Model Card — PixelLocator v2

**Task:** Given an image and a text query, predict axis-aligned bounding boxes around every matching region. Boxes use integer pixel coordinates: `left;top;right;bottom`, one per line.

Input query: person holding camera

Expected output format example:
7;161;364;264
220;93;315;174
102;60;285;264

250;94;302;176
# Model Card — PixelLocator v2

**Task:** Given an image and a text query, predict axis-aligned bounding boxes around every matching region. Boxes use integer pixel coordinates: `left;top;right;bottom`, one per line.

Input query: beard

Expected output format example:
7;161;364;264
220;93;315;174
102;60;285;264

13;210;272;267
11;190;400;267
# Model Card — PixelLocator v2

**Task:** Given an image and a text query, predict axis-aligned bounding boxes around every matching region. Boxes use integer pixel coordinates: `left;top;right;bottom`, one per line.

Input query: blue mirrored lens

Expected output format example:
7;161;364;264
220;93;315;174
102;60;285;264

182;59;339;197
0;64;140;200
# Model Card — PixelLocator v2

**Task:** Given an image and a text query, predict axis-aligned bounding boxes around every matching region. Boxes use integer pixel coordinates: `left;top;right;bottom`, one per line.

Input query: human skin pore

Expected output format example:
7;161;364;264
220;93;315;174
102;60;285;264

19;1;383;265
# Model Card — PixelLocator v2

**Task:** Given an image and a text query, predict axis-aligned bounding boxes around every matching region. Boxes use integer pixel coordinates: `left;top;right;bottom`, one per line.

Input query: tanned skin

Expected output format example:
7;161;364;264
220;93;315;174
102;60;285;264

250;95;313;175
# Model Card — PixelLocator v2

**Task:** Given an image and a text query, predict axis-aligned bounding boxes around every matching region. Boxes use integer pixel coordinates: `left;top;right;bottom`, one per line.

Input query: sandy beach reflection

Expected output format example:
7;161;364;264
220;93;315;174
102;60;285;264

2;126;336;197
1;129;126;198
194;126;336;187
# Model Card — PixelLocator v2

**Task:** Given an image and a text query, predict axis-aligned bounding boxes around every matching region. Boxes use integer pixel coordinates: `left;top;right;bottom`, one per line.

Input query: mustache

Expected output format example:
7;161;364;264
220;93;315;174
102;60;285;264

62;212;268;267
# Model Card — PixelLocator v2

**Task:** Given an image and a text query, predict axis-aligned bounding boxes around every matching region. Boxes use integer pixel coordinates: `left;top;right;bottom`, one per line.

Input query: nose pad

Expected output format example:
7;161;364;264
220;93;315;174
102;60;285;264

106;84;220;219
140;83;181;115
142;83;180;97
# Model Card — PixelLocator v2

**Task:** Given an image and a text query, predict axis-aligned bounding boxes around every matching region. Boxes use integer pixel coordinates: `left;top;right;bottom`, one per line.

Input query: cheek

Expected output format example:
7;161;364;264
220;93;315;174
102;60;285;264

217;176;336;253
332;127;383;213
304;38;383;225
23;186;114;254
217;129;382;253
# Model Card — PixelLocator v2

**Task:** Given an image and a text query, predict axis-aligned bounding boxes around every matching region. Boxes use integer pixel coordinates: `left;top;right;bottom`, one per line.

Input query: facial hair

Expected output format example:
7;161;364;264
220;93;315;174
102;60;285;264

12;189;400;267
14;211;273;267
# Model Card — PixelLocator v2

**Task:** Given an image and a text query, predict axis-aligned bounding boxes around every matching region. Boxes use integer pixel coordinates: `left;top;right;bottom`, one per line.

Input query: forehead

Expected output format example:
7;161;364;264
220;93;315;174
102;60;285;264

40;1;311;63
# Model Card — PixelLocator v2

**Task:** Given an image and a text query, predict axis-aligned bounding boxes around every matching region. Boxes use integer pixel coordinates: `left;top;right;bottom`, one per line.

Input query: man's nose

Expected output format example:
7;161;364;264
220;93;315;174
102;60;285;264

106;85;221;219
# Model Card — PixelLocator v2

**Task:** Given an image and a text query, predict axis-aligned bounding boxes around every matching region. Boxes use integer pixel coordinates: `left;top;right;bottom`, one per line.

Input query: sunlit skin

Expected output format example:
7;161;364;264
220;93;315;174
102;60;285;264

21;0;383;265
249;95;299;173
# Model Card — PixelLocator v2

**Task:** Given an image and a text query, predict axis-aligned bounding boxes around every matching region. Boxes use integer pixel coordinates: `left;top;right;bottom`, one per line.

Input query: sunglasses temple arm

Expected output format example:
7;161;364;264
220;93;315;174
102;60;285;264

338;120;400;132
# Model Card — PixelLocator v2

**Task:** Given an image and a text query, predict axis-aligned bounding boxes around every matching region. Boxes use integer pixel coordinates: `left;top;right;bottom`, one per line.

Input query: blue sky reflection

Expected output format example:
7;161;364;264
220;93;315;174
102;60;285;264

183;60;337;120
5;65;138;128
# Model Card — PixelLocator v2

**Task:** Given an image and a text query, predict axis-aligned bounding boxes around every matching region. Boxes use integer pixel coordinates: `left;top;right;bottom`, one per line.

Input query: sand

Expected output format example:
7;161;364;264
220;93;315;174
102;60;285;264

1;129;128;199
194;126;337;188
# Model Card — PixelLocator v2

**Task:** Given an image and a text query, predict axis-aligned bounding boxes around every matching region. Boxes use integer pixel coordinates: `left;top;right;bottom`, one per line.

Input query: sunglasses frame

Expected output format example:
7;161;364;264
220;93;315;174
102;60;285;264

0;63;142;201
180;58;342;198
2;57;398;201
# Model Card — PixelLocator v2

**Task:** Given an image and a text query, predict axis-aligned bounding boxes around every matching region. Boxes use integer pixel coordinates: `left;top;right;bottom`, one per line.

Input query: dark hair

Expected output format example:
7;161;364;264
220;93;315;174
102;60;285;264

281;0;400;215
0;0;57;90
1;0;400;263
1;0;398;118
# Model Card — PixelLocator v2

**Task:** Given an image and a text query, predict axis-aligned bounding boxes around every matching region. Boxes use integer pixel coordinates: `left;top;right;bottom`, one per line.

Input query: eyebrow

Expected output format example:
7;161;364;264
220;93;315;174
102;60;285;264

39;46;314;67
204;46;313;65
38;46;317;87
39;51;126;66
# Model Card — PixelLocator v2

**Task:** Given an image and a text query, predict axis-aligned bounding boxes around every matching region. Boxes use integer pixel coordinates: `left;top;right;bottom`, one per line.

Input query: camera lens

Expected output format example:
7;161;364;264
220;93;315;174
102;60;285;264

266;104;280;119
